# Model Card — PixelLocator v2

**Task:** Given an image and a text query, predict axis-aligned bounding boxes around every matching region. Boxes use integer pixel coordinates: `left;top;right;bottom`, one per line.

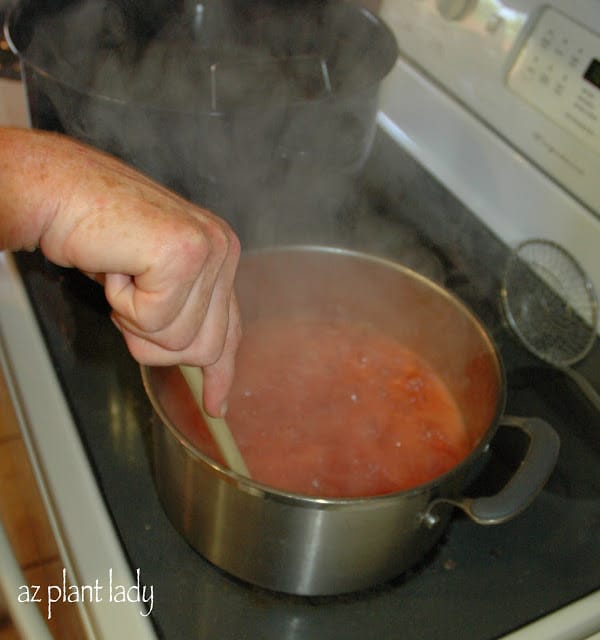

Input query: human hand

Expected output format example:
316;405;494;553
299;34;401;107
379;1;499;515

0;127;241;416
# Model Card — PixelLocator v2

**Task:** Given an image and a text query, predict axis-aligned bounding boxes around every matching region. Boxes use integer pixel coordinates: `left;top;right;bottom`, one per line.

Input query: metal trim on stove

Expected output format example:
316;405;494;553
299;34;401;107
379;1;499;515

0;252;157;639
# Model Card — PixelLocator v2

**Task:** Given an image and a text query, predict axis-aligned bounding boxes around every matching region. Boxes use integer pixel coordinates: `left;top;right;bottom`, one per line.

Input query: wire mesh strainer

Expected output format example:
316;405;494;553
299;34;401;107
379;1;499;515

501;239;599;411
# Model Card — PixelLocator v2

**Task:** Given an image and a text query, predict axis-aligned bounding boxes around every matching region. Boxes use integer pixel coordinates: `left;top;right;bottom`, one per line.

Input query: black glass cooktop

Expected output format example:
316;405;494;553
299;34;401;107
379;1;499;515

13;129;600;639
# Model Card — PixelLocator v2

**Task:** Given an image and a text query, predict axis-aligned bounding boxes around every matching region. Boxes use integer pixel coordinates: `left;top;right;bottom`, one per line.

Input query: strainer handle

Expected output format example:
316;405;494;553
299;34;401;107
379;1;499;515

561;366;600;413
422;416;559;527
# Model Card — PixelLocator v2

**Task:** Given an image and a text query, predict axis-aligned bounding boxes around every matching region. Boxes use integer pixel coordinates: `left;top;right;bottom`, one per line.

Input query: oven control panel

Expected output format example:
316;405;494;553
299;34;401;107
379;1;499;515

379;0;600;217
508;8;600;154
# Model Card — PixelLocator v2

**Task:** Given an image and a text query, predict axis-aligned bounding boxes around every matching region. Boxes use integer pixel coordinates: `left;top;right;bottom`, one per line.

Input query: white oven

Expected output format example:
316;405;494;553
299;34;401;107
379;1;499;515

379;0;600;283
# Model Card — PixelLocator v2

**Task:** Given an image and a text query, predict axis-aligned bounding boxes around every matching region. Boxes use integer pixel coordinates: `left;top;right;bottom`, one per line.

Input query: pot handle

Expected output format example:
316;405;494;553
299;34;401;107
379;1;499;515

422;415;560;527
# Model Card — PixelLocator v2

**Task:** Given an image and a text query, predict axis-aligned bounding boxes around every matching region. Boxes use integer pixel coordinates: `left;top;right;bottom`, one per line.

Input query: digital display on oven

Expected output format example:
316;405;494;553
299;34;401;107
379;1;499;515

584;58;600;89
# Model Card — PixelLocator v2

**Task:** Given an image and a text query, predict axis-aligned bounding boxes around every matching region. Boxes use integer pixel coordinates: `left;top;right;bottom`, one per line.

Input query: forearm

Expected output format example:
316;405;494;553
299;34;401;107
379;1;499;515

0;127;63;253
0;126;211;271
0;126;172;268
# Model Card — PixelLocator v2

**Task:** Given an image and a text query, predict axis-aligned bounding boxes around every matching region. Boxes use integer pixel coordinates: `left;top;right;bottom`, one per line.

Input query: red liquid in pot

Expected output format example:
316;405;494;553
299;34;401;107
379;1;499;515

164;317;470;497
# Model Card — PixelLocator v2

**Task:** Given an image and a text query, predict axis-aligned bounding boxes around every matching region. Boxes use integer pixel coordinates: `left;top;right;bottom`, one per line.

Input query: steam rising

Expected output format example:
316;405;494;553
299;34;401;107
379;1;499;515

17;0;397;245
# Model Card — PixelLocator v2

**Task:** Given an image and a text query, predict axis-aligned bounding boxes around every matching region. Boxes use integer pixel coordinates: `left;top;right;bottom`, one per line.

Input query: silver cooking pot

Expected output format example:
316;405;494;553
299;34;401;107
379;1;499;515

141;246;559;596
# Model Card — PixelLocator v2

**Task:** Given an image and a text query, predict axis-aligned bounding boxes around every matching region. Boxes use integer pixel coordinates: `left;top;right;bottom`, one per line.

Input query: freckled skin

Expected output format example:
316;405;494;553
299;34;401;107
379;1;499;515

0;126;241;417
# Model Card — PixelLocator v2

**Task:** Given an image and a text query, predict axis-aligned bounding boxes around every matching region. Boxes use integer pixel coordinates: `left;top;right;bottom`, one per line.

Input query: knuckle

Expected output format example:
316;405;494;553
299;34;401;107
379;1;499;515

168;216;240;278
185;228;212;266
226;227;242;261
209;220;241;262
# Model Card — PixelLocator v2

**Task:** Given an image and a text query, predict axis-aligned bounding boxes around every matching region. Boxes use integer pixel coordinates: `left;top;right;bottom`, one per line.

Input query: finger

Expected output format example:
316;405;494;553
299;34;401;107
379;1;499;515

105;221;238;351
103;230;211;337
172;229;240;361
201;294;242;417
112;287;241;372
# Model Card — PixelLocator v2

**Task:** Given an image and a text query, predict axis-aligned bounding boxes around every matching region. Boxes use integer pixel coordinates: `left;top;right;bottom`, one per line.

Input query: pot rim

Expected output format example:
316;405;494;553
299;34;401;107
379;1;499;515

141;245;507;509
4;2;399;116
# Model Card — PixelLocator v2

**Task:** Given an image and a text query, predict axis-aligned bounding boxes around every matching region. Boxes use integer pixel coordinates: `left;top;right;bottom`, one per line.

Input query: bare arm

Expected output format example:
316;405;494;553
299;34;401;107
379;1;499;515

0;126;241;416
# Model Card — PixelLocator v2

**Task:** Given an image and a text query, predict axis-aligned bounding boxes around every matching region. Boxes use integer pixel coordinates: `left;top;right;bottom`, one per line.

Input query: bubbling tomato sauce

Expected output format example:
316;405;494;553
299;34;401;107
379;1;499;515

163;316;471;497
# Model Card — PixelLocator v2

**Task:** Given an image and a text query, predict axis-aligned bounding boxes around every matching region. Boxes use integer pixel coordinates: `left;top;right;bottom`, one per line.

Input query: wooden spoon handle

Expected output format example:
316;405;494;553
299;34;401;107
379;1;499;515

179;365;250;478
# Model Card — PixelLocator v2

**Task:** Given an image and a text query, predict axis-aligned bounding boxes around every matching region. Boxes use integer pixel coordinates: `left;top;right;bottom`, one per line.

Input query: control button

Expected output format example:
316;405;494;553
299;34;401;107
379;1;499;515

436;0;477;21
508;6;600;155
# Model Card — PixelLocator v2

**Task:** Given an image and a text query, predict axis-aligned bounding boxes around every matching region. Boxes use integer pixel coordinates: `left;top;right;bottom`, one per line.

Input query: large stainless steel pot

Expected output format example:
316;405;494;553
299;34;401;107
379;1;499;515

5;0;398;239
142;246;559;596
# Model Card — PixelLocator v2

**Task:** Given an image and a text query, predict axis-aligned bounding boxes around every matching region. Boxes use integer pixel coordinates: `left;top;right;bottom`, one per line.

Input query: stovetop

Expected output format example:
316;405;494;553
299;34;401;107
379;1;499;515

11;127;600;640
